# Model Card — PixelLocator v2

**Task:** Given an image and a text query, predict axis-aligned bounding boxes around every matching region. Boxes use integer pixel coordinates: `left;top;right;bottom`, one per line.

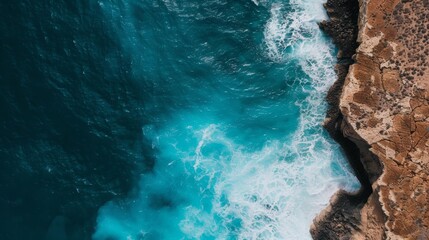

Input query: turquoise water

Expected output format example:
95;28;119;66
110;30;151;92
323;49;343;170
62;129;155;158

93;0;359;239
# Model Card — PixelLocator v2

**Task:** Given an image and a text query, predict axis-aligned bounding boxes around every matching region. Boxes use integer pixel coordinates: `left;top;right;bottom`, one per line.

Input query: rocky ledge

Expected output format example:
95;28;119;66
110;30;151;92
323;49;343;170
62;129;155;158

312;0;429;239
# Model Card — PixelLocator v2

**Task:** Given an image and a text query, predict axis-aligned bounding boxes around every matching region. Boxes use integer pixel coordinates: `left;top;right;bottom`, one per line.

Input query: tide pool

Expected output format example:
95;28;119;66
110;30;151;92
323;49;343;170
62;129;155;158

93;0;359;239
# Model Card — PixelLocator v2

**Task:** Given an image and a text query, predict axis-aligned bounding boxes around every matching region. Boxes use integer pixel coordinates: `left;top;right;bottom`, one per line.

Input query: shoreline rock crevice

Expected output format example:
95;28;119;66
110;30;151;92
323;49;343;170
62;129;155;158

312;0;384;238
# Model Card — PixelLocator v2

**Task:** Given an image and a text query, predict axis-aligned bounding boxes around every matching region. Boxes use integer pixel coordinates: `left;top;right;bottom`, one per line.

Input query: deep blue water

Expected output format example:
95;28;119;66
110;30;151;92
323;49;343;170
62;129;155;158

0;0;358;239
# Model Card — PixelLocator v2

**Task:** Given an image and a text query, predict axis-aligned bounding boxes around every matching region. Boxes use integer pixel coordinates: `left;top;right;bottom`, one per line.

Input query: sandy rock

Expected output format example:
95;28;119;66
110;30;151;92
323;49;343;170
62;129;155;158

313;0;429;239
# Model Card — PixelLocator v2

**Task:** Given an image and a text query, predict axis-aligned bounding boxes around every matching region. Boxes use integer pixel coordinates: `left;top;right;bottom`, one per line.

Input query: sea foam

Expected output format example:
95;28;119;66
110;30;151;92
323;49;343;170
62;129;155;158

93;1;359;239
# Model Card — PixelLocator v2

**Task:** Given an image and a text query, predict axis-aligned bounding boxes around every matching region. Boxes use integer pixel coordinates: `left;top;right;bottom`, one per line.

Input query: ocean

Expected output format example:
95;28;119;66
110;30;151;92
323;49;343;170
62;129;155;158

0;0;359;239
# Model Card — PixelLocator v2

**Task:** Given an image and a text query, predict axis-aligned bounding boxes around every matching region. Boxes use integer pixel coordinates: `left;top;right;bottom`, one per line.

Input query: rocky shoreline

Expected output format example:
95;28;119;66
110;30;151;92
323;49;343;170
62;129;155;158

312;0;429;239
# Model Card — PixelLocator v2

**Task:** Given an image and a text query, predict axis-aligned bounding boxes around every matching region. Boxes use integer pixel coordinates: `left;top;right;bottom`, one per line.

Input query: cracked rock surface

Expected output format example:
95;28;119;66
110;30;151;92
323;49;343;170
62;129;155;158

313;0;429;239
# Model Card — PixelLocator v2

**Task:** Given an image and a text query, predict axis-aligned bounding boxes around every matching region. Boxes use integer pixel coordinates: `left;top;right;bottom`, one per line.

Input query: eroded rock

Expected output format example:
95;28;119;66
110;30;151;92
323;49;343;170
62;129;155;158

313;0;429;239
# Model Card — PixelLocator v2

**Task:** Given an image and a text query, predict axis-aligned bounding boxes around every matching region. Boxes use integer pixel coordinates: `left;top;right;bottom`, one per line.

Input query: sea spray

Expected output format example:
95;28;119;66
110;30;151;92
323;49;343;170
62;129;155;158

93;0;359;239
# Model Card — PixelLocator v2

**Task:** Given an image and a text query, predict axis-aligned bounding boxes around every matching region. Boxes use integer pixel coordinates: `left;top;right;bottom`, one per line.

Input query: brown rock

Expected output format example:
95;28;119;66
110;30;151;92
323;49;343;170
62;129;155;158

382;69;401;94
313;0;429;239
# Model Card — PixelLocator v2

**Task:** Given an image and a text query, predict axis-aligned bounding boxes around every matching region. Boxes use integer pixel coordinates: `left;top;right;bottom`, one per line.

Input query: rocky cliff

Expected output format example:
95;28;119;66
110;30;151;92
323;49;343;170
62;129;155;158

312;0;429;239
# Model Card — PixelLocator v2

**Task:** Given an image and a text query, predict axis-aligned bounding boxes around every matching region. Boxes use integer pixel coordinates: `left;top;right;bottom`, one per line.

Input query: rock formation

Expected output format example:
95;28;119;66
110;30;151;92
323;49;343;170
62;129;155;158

312;0;429;239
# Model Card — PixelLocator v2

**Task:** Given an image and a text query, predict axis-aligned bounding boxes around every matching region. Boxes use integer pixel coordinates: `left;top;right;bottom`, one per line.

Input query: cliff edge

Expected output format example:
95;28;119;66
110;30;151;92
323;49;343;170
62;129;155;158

313;0;429;239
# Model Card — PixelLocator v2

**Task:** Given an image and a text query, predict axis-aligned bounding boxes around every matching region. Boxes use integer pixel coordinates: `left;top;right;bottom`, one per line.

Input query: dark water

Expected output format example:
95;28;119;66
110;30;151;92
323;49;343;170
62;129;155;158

0;0;358;239
0;1;151;239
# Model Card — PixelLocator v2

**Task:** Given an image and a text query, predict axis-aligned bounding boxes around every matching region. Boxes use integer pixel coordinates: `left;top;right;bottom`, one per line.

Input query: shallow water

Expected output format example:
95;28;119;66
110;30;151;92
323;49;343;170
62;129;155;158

93;0;360;239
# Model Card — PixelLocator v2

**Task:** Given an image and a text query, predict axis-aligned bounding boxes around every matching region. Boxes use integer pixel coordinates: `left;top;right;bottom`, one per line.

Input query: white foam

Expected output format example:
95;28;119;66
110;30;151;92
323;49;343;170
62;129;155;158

263;0;330;63
179;121;357;239
177;1;359;239
264;3;288;61
94;1;360;239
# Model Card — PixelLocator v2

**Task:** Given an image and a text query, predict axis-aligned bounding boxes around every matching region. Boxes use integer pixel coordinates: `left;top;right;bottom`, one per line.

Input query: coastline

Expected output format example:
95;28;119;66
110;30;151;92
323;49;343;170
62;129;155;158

311;0;376;238
313;0;429;239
